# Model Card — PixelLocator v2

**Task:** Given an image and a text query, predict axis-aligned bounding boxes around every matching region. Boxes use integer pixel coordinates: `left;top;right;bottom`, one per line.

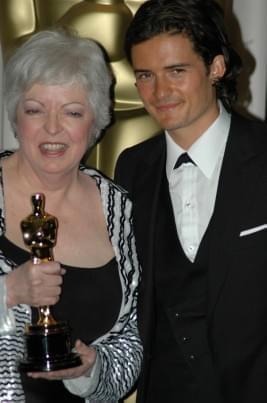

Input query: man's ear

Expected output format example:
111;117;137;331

209;54;226;82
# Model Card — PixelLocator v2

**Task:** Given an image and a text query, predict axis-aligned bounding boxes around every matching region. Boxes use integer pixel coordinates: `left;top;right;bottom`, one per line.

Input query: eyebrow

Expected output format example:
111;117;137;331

134;63;191;74
134;69;150;74
24;98;85;106
165;63;191;70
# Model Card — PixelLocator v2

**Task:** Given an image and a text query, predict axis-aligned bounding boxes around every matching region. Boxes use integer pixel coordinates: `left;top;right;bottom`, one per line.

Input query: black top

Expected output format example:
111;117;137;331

0;235;122;403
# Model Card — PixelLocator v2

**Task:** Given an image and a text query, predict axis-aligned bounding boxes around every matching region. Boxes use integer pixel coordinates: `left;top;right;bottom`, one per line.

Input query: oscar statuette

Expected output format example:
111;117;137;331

19;193;82;372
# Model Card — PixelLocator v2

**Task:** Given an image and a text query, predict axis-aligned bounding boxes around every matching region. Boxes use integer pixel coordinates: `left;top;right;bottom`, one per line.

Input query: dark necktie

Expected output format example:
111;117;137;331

174;152;195;169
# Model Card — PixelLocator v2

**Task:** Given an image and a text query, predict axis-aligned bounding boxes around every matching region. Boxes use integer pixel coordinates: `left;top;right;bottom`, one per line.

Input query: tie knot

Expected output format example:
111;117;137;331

174;153;195;169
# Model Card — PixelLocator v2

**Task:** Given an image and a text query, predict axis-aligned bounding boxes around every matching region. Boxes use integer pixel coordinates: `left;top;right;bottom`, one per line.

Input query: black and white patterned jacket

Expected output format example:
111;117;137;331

0;151;142;402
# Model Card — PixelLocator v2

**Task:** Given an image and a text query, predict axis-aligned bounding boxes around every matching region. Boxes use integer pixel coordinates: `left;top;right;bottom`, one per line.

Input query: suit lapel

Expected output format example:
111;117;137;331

136;135;167;346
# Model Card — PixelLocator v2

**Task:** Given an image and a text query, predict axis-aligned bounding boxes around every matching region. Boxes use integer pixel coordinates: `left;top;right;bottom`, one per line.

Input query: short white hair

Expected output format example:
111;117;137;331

4;28;114;145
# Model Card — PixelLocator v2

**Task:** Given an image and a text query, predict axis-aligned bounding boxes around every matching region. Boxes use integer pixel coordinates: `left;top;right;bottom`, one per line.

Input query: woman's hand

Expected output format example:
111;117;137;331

5;259;65;308
27;339;97;380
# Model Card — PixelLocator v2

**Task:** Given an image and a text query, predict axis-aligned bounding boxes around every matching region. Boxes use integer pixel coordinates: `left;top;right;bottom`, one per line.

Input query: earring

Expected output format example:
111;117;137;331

212;75;218;86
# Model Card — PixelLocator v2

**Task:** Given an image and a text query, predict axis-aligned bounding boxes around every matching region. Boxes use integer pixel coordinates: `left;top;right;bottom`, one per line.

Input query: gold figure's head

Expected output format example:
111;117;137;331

21;193;58;261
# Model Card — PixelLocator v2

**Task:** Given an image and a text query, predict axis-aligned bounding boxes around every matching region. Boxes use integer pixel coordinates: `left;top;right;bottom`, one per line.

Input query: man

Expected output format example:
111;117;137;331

114;1;267;402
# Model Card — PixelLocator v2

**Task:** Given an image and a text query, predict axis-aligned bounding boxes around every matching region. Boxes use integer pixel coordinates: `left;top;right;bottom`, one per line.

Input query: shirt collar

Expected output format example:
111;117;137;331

165;102;231;179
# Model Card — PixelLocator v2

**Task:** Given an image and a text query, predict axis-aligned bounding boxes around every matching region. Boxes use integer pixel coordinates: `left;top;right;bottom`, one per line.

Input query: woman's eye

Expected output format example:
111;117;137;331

25;108;40;115
67;111;83;118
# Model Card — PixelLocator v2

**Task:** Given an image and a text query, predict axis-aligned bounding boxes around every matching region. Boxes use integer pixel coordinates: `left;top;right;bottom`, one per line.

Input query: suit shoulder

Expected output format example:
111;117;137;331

232;113;267;136
122;132;164;153
118;131;164;158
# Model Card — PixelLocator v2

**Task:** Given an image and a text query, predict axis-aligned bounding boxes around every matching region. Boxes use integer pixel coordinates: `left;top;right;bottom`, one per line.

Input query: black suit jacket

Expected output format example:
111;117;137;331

115;113;267;403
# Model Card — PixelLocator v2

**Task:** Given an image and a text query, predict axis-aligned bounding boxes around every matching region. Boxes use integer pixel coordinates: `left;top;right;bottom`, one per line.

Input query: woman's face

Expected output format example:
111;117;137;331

16;82;94;177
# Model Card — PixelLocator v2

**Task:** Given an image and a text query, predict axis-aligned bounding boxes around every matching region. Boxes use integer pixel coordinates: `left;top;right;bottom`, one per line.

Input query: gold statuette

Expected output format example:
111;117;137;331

19;193;81;372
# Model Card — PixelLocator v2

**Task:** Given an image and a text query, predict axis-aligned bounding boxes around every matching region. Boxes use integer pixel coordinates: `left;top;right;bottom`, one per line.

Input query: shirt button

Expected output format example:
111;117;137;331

188;245;195;252
185;201;191;208
181;336;190;343
175;312;181;319
189;354;196;361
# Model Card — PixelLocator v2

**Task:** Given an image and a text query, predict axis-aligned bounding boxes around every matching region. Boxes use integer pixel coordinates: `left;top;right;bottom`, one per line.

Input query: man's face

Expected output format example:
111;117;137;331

132;33;225;148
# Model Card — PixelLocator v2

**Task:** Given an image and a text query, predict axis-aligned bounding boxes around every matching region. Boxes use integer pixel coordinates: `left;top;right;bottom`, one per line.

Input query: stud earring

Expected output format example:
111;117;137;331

211;75;218;86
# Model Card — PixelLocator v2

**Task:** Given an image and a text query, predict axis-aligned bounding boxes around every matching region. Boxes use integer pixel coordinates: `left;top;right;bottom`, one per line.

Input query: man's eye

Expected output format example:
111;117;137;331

136;72;152;81
171;68;185;75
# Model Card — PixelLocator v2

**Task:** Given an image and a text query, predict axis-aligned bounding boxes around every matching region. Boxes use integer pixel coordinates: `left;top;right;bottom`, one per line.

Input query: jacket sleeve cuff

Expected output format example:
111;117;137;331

0;275;16;335
63;351;101;398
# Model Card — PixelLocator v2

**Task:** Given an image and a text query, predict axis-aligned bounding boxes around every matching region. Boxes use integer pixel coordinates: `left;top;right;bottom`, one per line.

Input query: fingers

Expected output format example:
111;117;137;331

28;364;86;380
6;260;65;307
29;261;64;306
75;340;97;366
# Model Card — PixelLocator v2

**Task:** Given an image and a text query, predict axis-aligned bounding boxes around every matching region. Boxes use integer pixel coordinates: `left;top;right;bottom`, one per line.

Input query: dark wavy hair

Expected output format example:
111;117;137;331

125;0;242;112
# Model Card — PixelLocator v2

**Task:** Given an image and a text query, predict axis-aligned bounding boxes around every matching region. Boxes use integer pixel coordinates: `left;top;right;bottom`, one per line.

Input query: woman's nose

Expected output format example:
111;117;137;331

44;112;62;135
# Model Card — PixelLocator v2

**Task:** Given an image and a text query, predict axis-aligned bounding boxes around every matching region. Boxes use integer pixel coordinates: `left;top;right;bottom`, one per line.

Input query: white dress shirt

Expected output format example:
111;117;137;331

166;103;231;262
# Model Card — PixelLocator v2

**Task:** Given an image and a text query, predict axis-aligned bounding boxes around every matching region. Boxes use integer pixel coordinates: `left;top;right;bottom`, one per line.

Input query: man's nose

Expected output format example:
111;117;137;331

154;76;170;99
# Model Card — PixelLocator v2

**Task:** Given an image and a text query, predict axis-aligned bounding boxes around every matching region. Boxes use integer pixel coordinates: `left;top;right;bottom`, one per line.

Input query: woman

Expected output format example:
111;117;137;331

0;29;142;402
